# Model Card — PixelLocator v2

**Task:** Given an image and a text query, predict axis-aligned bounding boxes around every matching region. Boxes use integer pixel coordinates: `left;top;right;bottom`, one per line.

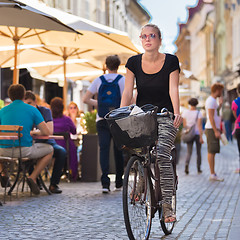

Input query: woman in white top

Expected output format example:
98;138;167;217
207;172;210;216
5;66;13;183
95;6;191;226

182;98;203;174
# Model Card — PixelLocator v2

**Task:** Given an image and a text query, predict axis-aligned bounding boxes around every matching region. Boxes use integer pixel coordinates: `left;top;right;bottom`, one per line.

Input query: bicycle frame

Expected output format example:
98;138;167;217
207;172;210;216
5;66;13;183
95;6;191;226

132;144;177;218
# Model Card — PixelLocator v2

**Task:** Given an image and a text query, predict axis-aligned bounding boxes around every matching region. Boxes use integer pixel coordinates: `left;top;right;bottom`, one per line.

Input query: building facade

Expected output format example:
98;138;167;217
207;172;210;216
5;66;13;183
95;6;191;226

175;0;240;108
175;0;215;108
35;0;149;110
225;0;240;102
41;0;150;47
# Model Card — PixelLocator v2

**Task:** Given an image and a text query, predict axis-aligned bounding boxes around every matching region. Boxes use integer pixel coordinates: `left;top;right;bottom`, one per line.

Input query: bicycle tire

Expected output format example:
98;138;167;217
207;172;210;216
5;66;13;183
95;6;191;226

123;156;152;240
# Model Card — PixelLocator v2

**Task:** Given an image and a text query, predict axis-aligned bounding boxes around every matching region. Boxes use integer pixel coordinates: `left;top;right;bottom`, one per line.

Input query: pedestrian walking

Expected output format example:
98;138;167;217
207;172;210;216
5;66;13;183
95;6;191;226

222;102;233;142
120;23;182;223
83;55;125;193
205;83;224;181
182;98;203;175
231;83;240;173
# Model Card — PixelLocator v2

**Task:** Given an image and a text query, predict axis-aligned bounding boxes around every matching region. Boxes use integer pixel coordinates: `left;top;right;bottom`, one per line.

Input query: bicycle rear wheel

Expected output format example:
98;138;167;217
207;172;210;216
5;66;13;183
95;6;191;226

123;156;152;240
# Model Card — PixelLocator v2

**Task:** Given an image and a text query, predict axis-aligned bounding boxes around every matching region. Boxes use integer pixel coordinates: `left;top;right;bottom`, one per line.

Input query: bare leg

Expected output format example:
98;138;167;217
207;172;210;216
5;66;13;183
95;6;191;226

207;153;215;174
29;152;53;182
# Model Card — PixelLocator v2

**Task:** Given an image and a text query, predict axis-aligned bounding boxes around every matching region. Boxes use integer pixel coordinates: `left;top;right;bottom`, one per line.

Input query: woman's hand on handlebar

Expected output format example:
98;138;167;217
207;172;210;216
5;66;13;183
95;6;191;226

173;113;182;129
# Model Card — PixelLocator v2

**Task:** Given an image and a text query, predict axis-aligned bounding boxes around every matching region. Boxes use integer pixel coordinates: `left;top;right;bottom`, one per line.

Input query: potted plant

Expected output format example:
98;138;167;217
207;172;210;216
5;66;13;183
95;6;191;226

81;110;101;182
82;109;97;134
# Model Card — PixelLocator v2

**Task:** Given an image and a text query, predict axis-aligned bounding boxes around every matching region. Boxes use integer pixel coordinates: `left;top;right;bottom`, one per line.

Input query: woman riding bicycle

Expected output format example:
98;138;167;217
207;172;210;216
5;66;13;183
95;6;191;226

120;23;182;223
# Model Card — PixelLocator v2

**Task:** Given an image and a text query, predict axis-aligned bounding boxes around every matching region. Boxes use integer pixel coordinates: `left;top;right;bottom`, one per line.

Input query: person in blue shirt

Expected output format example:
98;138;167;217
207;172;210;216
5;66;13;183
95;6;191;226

0;84;53;195
24;90;66;194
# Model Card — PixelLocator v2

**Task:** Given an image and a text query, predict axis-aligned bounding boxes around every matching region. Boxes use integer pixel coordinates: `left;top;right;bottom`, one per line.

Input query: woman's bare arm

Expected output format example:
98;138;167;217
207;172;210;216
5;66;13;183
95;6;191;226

120;68;135;107
169;70;182;128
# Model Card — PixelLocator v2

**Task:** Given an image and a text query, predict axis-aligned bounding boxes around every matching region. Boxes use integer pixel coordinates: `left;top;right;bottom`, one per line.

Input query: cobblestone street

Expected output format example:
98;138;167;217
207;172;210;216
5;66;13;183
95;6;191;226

0;138;240;240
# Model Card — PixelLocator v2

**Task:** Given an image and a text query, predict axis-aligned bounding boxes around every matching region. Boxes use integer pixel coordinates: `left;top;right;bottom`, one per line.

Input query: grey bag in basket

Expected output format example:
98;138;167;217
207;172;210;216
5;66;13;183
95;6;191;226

105;104;158;148
115;111;156;139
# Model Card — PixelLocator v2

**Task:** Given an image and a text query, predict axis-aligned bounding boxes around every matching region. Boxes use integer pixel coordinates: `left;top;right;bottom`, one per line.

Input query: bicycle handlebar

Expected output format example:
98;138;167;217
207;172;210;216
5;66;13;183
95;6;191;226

157;108;175;120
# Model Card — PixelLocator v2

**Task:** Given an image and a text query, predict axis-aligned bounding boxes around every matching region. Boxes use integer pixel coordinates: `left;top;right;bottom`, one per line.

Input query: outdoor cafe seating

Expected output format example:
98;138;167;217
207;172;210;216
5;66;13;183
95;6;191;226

0;125;29;203
0;125;64;205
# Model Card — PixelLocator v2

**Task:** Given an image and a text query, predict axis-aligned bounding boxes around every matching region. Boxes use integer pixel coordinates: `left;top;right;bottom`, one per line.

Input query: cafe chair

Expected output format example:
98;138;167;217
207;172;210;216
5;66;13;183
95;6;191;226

0;125;23;203
0;125;51;204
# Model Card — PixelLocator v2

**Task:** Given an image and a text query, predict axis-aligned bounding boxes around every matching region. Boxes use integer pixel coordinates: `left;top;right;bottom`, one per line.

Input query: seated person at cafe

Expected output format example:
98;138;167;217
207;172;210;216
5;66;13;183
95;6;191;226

0;84;53;195
24;91;66;194
50;97;78;181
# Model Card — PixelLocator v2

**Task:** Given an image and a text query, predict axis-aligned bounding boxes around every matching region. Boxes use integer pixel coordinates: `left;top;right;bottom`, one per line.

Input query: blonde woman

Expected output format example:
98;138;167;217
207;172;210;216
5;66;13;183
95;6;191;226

66;102;84;163
121;24;182;223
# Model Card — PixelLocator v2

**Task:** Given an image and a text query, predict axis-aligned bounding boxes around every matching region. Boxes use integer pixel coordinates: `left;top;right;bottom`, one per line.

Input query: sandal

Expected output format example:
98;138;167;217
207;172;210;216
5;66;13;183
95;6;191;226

162;203;176;223
130;191;141;201
129;178;145;202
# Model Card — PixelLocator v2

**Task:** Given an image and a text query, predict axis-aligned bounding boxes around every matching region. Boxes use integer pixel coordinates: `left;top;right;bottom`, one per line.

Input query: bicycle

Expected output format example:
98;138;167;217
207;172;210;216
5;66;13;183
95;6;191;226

105;105;178;239
122;143;177;239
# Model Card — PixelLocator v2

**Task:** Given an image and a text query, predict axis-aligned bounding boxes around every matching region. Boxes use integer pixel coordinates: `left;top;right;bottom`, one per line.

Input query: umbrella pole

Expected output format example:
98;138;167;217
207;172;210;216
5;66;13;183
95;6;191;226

13;28;19;84
63;49;67;108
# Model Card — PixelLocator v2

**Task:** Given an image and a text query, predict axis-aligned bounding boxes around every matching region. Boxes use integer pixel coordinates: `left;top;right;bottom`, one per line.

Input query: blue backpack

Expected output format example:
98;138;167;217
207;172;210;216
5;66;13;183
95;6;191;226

98;74;122;118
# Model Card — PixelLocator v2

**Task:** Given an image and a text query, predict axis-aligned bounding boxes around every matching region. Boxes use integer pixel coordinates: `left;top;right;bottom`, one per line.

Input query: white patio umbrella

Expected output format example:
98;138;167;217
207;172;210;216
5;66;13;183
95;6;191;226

0;0;81;84
14;49;132;82
0;0;140;105
0;44;139;106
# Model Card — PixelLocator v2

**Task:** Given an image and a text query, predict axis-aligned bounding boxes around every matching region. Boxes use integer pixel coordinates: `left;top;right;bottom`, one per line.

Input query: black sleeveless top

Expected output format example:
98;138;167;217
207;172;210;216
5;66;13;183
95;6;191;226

125;53;180;113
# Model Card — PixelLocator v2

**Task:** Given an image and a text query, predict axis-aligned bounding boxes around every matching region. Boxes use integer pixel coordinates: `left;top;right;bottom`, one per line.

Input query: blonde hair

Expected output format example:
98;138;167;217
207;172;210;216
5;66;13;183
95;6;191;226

141;23;162;39
67;102;80;117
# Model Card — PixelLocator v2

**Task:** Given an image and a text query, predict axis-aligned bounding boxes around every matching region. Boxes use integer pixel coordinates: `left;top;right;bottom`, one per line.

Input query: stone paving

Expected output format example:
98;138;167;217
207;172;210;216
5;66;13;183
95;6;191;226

0;138;239;240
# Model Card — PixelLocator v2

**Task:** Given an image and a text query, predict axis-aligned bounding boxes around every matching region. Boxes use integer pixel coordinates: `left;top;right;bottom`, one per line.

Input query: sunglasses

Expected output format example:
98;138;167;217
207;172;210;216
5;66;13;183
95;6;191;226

139;33;157;40
69;106;77;109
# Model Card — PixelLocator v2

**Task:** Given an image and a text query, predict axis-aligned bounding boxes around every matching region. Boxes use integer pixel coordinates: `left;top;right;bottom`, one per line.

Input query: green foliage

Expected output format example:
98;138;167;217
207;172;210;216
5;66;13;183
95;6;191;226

0;100;4;109
82;109;97;134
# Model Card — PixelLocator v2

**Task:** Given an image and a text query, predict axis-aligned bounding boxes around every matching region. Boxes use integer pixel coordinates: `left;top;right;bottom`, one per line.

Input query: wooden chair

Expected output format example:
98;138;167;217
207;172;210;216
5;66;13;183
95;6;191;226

0;125;51;204
0;125;23;203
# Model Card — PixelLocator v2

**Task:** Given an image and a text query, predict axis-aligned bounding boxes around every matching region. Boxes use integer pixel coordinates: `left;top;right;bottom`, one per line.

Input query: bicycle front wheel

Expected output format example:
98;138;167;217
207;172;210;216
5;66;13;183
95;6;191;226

123;156;152;240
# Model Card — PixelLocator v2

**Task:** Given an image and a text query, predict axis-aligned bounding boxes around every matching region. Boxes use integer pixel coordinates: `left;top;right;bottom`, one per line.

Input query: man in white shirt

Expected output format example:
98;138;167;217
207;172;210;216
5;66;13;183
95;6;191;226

205;83;224;181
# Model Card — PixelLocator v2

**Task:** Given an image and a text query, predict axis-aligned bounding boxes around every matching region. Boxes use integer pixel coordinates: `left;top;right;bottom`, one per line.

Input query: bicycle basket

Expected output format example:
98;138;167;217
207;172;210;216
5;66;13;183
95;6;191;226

105;104;158;148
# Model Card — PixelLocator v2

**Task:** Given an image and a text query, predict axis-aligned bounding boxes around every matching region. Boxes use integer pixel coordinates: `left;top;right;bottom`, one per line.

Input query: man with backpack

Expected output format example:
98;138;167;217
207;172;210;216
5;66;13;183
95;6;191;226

83;55;125;193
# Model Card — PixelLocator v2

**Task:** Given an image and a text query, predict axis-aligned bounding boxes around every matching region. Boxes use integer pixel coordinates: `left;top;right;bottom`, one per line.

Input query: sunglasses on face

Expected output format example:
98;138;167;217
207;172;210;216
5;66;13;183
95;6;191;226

69;106;77;110
139;33;157;40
